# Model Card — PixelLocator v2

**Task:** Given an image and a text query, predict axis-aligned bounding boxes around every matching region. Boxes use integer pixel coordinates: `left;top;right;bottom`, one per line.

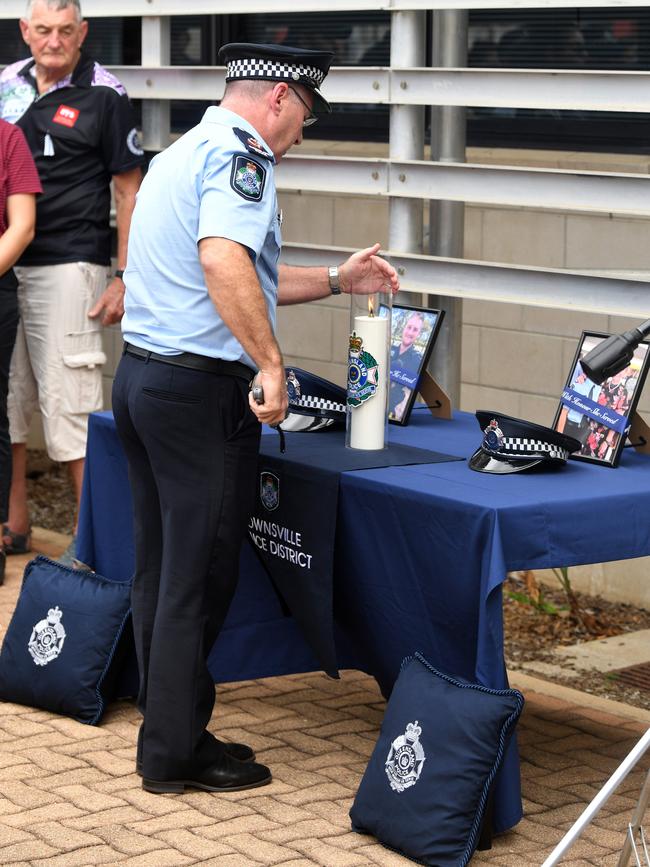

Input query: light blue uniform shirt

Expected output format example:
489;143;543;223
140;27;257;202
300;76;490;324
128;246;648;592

122;106;281;368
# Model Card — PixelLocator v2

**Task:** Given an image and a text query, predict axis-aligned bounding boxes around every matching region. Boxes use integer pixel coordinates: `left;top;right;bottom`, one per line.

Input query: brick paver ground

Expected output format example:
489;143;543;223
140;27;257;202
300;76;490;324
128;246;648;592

0;529;648;866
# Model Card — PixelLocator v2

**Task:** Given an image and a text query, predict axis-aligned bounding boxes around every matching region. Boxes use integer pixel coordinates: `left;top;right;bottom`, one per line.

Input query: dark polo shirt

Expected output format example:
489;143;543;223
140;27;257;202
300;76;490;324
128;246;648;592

0;53;145;266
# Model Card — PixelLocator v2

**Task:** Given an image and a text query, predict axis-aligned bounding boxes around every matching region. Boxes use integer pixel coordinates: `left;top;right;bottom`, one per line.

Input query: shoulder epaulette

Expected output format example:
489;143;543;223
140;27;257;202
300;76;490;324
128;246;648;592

232;127;274;161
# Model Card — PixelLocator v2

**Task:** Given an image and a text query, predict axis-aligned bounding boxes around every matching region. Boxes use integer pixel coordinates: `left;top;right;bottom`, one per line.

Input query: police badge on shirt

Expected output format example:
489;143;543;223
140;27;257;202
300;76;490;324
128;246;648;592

230;154;266;201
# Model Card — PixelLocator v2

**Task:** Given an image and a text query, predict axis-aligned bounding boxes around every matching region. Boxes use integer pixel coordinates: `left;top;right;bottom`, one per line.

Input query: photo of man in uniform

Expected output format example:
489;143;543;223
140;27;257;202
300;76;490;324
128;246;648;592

388;310;433;422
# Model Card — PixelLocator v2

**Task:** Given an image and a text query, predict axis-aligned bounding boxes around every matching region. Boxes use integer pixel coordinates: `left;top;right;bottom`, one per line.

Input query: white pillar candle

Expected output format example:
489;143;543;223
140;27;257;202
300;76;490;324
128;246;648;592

348;314;389;450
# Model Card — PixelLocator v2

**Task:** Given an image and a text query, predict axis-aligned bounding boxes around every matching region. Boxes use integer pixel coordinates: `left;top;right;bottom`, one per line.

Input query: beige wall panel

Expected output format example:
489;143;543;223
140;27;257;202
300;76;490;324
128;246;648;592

479;327;565;396
463;298;523;330
481;208;566;268
102;377;113;412
279;191;335;246
332;196;389;249
463;206;483;260
461;323;480;384
460;383;520;417
331;306;352;368
521;305;609;338
518;392;560;427
27;414;45;450
102;326;121;378
566;216;650;269
276;304;333;362
536;560;650;612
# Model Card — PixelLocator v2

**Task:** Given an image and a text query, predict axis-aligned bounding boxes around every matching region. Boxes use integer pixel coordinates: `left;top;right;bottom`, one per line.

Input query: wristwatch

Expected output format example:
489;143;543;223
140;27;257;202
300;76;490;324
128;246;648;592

114;269;125;280
328;265;341;295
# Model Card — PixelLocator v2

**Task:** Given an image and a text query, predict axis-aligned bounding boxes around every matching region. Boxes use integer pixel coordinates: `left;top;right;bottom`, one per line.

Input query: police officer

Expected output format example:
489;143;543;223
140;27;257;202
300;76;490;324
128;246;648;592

113;42;399;794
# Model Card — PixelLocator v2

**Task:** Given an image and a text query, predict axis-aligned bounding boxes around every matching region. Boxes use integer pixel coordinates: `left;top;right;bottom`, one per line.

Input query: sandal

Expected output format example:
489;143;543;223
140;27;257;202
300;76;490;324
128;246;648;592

1;525;32;555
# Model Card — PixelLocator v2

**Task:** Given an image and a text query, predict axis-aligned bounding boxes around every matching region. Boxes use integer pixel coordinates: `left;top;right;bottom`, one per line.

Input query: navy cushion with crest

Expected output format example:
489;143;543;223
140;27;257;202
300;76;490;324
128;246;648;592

350;653;524;867
0;556;132;725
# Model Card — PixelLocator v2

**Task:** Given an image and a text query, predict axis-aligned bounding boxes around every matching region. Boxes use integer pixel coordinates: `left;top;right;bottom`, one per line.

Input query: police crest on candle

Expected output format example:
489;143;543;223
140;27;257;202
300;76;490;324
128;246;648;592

346;294;391;450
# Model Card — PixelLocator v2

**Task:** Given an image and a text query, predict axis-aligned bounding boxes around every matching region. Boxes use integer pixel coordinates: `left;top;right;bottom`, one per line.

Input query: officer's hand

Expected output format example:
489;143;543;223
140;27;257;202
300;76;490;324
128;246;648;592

88;277;125;326
338;243;400;297
249;368;288;427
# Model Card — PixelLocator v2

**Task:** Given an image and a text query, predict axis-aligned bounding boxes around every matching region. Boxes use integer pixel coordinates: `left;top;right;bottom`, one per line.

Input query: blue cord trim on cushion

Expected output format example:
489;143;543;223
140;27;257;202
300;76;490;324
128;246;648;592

411;651;525;867
87;607;132;726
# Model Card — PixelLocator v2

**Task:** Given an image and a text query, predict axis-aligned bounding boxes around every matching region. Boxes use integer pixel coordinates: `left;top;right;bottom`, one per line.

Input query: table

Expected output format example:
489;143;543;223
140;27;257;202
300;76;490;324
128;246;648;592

77;407;650;834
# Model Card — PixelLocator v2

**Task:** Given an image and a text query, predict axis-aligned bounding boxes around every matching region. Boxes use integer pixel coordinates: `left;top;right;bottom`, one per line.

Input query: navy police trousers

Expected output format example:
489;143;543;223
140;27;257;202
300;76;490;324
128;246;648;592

112;350;259;781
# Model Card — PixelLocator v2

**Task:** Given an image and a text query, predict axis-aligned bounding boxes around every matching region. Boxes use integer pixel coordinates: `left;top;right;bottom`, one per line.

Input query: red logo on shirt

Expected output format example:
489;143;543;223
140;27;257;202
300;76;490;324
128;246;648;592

52;105;79;127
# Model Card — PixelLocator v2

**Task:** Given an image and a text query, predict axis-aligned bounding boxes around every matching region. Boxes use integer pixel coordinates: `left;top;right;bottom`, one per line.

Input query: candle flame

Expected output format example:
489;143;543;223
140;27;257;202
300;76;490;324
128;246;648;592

368;297;374;317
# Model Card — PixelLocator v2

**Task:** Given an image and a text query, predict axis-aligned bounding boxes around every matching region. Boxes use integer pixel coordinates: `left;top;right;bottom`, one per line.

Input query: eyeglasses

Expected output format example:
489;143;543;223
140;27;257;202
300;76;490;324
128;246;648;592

288;86;318;128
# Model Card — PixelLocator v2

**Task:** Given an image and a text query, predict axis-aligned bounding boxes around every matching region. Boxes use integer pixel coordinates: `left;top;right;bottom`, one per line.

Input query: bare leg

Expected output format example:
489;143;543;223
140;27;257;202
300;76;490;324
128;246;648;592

66;457;84;534
5;442;29;535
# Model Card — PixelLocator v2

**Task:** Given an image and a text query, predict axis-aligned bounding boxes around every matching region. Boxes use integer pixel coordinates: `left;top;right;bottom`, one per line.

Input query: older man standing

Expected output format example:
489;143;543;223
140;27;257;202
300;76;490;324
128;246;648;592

114;42;399;793
0;0;143;558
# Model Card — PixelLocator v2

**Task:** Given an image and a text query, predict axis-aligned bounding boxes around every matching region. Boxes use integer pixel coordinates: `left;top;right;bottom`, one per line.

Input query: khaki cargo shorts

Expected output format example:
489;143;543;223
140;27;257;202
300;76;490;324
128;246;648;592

8;262;108;462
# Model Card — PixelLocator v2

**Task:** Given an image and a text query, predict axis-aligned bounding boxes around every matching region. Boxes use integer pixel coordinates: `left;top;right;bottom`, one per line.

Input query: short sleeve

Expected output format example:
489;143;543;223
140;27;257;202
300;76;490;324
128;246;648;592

99;89;146;176
198;144;275;258
5;123;41;195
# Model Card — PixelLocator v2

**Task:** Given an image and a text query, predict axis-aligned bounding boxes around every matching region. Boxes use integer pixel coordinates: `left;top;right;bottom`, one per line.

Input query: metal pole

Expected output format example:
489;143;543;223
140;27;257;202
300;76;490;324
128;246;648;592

428;10;467;404
541;728;650;867
141;16;171;152
618;768;650;867
389;11;425;319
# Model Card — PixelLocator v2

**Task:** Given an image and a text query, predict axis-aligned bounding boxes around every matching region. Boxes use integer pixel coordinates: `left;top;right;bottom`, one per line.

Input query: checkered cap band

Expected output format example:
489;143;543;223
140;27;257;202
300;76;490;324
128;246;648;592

226;58;325;88
293;394;346;415
484;436;569;461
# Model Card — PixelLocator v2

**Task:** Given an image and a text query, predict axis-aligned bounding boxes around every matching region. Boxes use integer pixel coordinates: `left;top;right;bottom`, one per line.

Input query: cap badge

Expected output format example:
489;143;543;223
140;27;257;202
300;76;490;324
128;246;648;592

287;369;301;402
483;419;505;451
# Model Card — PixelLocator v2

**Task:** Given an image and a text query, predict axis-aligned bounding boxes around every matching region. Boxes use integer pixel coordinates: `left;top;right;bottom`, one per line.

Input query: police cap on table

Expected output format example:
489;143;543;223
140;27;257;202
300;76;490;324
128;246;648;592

218;42;334;114
279;368;346;433
469;410;581;474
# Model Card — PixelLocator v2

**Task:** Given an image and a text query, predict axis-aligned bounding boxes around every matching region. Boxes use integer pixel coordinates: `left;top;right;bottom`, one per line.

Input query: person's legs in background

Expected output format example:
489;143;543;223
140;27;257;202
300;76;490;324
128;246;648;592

3;264;107;556
0;276;19;580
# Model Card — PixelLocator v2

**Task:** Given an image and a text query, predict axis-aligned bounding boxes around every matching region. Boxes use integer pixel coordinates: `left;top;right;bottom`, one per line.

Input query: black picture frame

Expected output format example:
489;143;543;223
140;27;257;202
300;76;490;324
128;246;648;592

552;330;650;468
378;303;445;426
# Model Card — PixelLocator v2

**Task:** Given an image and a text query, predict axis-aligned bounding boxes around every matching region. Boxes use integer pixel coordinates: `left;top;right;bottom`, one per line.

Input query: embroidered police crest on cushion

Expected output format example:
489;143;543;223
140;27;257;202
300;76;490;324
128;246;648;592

385;720;426;793
230;154;266;201
350;653;524;867
28;606;66;667
0;556;132;725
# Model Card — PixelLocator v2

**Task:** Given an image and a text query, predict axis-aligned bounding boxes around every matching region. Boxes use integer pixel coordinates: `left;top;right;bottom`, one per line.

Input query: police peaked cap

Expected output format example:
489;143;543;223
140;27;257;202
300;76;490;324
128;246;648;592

279;367;346;433
218;42;333;114
469;410;581;474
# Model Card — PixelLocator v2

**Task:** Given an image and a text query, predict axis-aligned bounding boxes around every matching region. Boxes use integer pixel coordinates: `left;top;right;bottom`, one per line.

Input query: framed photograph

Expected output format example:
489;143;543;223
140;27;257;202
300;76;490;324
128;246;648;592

552;331;650;468
378;303;445;426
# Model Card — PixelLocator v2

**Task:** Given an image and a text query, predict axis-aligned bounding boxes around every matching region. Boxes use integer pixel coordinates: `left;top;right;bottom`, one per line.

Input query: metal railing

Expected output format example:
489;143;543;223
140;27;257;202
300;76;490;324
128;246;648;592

2;1;649;319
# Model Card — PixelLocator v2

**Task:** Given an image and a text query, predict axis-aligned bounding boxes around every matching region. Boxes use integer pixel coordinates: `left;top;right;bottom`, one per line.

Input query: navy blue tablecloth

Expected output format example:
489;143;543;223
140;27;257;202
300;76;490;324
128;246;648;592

77;406;650;834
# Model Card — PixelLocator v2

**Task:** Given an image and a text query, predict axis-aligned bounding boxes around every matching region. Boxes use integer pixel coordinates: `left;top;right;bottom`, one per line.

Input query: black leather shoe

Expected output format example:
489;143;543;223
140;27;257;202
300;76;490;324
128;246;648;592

142;754;272;794
136;740;255;776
